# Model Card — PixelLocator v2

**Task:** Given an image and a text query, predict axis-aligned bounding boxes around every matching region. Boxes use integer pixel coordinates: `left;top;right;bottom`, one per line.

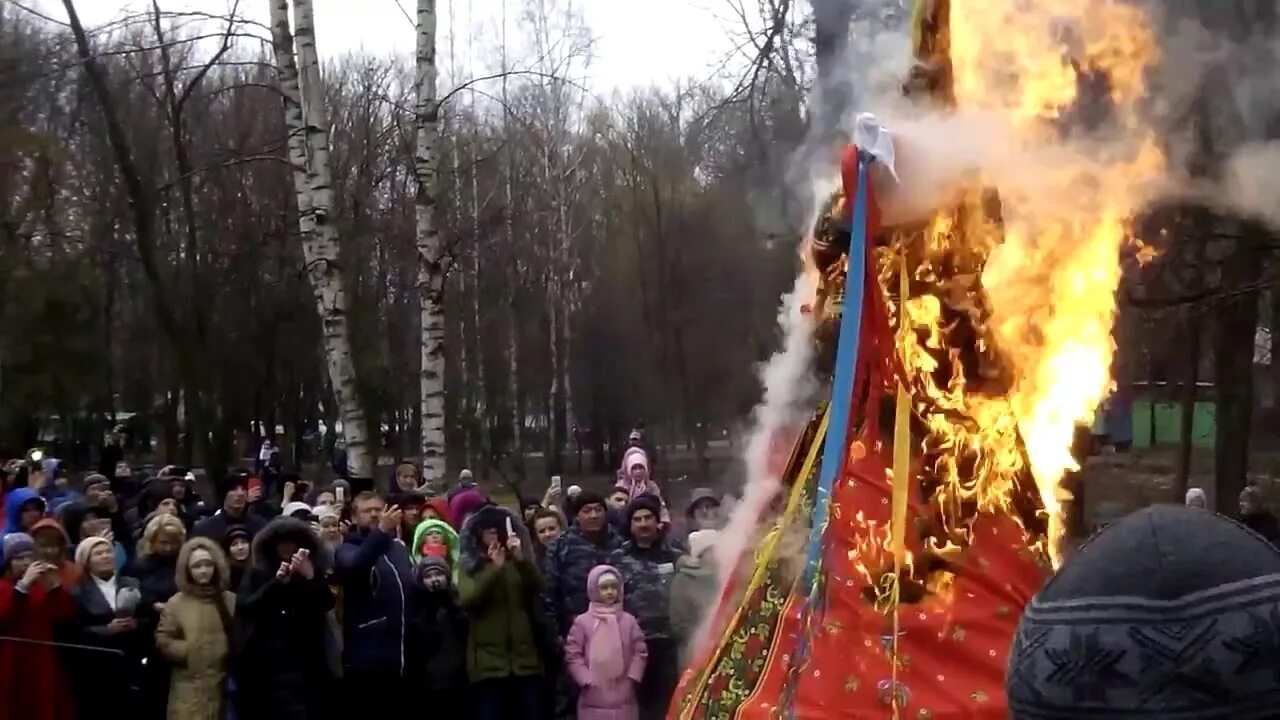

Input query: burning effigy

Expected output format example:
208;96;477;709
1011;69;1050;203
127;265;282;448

671;0;1165;717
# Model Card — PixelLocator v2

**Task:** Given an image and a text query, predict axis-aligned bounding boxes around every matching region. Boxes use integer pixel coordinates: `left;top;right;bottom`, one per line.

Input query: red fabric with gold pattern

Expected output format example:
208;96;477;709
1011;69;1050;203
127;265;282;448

671;145;1046;719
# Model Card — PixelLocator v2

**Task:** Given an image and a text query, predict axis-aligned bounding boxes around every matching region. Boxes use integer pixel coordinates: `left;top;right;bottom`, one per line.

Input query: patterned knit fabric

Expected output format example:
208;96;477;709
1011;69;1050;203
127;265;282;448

1008;505;1280;719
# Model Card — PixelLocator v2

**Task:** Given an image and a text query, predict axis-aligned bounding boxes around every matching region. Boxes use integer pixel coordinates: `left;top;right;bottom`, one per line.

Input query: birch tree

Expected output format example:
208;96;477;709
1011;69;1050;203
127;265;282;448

413;0;447;488
269;0;374;481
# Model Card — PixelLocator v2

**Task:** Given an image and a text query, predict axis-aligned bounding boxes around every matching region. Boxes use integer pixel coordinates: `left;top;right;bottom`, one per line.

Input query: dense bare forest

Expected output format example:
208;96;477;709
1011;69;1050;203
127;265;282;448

0;0;820;484
4;0;1280;513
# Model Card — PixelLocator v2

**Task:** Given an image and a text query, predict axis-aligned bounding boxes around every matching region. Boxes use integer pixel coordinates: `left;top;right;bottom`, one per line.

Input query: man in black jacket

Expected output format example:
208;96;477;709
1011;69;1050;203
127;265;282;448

193;472;267;543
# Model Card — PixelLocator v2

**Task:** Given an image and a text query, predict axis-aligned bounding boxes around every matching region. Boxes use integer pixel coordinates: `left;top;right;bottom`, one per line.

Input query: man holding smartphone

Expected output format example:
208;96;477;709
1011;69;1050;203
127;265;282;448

335;492;417;708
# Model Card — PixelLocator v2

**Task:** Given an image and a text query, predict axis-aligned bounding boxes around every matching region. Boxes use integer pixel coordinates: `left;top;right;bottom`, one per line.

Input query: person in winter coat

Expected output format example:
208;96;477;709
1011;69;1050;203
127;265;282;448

59;503;129;572
392;462;424;494
129;513;186;719
449;486;488;529
407;556;468;714
71;535;145;718
564;564;648;720
458;504;545;719
389;491;425;543
193;474;266;545
234;517;333;720
530;507;564;563
447;468;477;501
610;494;681;720
29;518;82;589
221;526;252;592
38;459;80;516
615;448;670;525
2;486;47;538
155;537;236;720
0;532;76;720
543;491;623;636
669;488;722;552
410;516;460;568
669;529;720;664
421;495;454;527
334;491;416;701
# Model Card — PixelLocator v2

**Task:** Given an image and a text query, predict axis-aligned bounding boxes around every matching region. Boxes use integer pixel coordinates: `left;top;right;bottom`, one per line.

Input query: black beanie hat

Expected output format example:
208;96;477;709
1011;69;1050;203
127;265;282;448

624;493;663;525
1008;505;1280;718
570;490;606;518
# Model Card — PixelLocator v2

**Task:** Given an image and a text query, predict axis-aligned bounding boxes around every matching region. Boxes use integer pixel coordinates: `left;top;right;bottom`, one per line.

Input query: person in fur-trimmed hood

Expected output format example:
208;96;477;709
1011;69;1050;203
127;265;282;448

234;516;332;720
155;537;236;720
457;504;546;717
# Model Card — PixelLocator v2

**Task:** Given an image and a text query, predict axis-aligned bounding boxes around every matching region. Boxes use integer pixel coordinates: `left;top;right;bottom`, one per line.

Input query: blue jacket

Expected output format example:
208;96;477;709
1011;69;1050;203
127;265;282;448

335;527;416;674
2;487;46;537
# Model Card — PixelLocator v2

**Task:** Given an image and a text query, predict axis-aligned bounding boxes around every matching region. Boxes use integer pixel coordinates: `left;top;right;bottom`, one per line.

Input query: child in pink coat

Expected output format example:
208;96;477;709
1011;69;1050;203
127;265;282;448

615;447;671;525
565;564;648;720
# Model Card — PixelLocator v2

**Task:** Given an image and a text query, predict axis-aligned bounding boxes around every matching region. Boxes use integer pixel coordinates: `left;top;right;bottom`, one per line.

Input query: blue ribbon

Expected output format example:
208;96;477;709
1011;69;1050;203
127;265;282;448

802;153;870;591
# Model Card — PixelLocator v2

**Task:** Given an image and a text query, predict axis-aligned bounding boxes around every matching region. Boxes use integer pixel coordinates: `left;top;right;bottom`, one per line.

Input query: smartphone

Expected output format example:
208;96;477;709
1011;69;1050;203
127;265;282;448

550;475;562;491
335;486;345;505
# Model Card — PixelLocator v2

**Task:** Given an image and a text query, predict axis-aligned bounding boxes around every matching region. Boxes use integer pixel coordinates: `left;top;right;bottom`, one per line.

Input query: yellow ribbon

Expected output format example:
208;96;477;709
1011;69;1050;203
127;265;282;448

889;258;912;719
676;407;830;720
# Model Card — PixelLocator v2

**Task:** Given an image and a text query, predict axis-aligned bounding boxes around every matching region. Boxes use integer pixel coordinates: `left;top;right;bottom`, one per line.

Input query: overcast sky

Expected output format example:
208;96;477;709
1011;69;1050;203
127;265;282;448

32;0;743;93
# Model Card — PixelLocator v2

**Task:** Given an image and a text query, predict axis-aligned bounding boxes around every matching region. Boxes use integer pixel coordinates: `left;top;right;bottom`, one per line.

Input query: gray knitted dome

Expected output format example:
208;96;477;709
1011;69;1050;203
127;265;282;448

1007;505;1280;719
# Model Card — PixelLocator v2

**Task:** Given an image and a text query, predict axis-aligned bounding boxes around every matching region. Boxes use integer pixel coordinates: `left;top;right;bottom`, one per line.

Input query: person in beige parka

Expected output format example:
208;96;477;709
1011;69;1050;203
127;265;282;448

155;536;236;720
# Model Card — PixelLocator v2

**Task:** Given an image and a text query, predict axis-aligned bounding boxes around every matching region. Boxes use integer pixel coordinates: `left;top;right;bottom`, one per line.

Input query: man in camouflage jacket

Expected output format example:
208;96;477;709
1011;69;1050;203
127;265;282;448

541;490;623;636
611;493;682;720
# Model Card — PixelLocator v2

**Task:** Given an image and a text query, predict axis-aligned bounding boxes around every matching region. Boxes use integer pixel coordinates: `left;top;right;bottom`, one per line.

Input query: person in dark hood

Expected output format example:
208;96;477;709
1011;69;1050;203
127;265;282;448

107;460;138;506
610;493;681;720
234;517;333;720
193;472;266;544
2;487;46;538
221;525;252;591
543;490;623;636
1238;486;1280;547
407;555;468;714
334;491;416;704
458;504;545;719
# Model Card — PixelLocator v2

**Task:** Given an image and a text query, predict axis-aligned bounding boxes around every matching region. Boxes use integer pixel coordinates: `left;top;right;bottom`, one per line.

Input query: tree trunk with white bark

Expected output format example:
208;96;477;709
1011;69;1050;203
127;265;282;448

412;0;447;489
470;143;490;476
269;0;373;481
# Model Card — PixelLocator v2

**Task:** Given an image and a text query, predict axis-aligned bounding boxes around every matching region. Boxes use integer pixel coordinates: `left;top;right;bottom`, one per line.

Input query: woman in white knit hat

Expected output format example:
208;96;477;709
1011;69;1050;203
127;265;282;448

70;535;144;713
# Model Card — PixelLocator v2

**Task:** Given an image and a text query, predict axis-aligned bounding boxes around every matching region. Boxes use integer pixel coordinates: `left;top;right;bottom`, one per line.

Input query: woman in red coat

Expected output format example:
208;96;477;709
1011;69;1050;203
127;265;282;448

0;532;76;720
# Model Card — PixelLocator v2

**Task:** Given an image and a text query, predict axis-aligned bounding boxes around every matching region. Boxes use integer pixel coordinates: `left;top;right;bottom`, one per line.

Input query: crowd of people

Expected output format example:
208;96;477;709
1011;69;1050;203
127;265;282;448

0;431;730;720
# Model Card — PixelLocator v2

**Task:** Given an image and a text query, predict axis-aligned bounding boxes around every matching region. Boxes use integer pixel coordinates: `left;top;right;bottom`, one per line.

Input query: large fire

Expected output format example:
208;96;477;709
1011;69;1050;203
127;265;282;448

807;0;1167;570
